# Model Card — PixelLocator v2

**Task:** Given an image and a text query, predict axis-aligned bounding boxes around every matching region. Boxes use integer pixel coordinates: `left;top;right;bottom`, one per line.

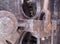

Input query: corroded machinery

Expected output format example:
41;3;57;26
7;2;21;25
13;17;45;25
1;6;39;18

0;0;58;44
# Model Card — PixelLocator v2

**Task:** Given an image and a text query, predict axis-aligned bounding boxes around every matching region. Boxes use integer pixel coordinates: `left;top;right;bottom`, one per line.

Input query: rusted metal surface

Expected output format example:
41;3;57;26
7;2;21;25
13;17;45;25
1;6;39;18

0;10;18;38
0;10;19;44
21;20;57;38
0;0;58;44
0;0;41;19
0;0;21;20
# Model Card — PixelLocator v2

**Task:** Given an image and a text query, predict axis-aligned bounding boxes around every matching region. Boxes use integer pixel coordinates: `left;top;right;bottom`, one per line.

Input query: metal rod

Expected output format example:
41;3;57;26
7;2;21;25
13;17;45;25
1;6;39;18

51;30;54;44
37;38;40;44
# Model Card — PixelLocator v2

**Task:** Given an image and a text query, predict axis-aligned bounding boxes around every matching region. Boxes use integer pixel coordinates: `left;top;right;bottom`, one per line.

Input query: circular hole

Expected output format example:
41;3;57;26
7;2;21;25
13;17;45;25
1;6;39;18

40;12;45;20
22;0;36;18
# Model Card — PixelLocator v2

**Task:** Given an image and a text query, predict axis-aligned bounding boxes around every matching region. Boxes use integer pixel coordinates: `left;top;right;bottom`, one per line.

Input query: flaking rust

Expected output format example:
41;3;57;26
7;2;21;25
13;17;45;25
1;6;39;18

0;10;18;44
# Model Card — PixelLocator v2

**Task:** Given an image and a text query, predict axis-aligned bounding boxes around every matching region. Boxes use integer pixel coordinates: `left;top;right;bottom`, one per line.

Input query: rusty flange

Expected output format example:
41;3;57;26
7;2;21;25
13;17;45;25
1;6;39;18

0;10;18;38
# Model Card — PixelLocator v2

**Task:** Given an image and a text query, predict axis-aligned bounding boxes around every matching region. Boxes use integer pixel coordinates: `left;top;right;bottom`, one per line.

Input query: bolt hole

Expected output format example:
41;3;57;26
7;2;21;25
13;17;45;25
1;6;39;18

40;12;45;20
22;0;36;18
